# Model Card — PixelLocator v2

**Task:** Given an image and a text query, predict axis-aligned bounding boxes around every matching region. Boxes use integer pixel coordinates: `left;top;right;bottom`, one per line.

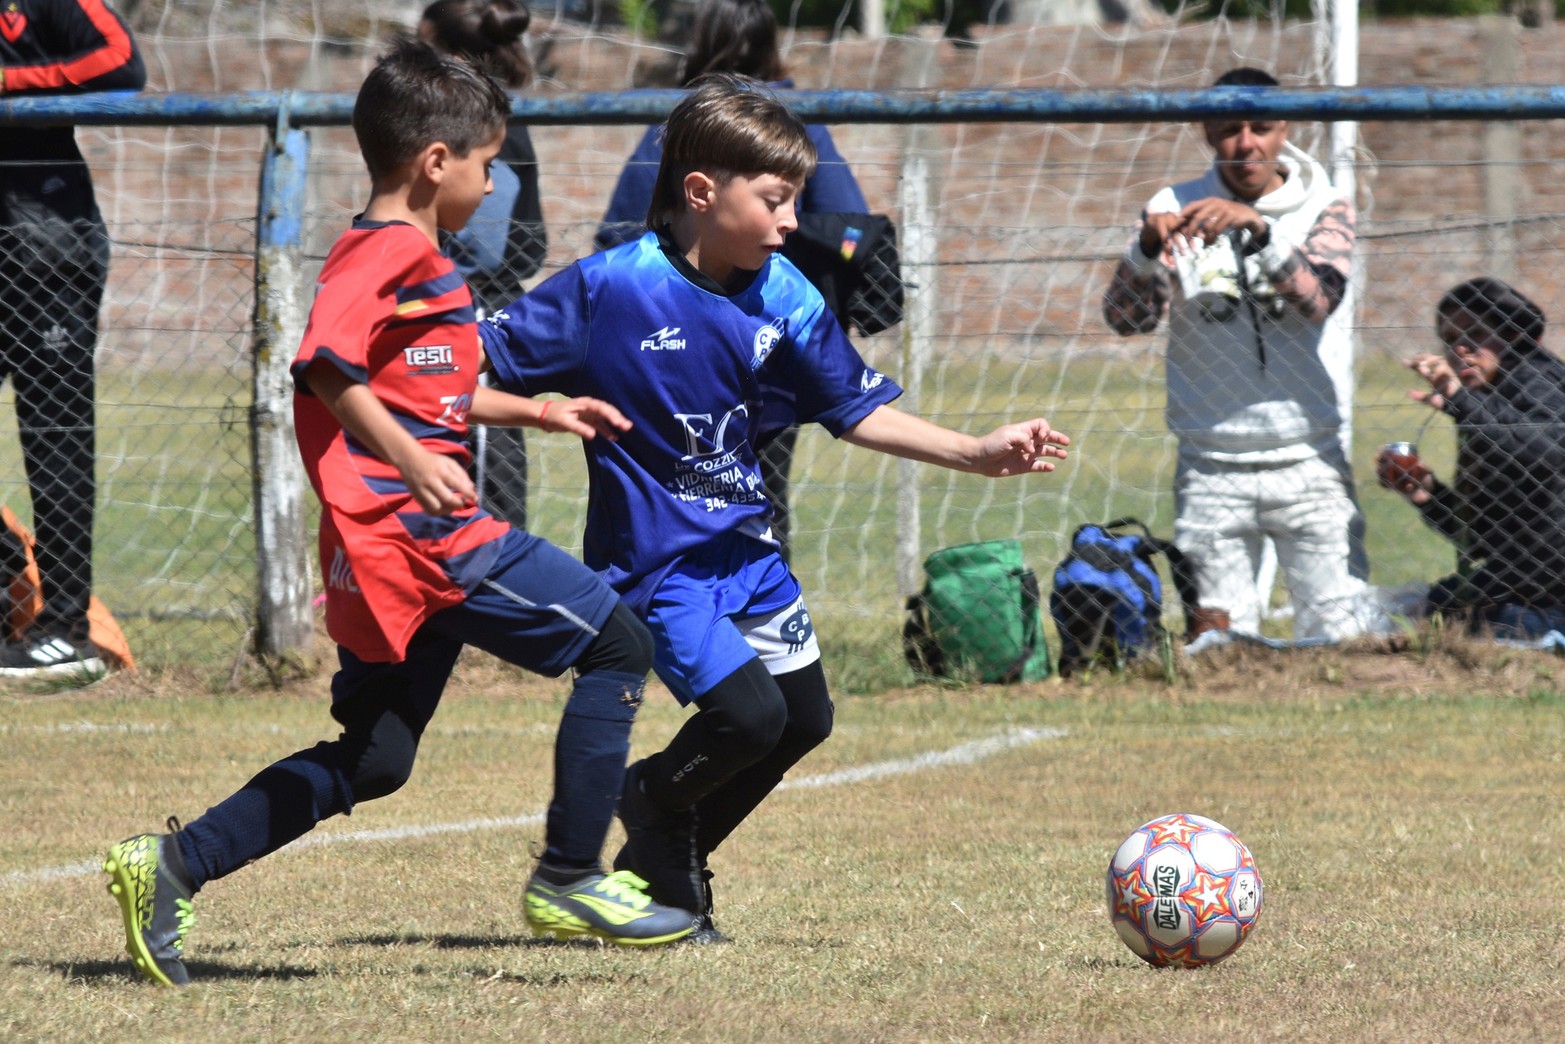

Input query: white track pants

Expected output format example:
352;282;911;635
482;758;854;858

1174;455;1389;640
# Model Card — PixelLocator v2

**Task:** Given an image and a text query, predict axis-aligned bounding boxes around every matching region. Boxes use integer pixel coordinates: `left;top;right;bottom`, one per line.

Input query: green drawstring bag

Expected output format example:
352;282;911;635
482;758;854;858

903;539;1052;683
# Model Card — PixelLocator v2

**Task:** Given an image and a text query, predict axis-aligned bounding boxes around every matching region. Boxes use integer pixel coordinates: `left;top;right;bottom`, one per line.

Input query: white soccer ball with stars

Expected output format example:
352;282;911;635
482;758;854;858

1105;812;1263;968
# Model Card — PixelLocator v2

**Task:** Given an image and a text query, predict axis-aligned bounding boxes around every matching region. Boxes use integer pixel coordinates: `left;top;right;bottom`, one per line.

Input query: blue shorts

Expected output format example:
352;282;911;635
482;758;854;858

330;528;617;714
645;535;819;706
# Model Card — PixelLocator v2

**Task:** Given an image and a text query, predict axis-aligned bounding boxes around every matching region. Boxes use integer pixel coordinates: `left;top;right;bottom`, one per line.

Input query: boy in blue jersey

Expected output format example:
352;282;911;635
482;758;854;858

101;41;696;987
481;73;1071;940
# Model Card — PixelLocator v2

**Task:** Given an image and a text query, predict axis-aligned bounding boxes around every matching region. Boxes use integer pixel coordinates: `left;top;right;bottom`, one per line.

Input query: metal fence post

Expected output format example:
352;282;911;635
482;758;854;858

251;120;315;656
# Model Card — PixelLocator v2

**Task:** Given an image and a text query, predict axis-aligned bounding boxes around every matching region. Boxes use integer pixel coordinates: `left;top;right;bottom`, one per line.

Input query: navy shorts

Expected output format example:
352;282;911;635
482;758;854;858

330;528;618;714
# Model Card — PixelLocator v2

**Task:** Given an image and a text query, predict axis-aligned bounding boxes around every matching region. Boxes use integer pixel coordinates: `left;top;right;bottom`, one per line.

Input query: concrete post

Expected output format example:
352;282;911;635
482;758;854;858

250;123;315;657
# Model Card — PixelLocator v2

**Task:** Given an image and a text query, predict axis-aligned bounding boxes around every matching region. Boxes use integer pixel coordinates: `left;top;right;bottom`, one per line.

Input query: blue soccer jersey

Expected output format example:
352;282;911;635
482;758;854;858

480;229;902;611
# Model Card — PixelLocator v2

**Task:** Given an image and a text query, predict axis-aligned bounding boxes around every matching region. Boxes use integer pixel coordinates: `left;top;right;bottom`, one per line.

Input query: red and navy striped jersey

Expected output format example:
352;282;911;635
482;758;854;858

292;219;511;663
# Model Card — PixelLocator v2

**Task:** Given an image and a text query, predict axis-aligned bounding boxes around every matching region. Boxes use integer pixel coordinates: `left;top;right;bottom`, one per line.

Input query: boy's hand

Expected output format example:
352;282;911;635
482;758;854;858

539;396;633;441
840;405;1068;477
397;446;477;515
1406;352;1460;408
1375;446;1435;506
971;419;1071;477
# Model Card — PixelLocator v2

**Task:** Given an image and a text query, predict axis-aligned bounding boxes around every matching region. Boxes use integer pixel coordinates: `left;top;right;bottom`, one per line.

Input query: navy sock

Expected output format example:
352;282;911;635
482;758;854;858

176;741;353;891
543;669;643;870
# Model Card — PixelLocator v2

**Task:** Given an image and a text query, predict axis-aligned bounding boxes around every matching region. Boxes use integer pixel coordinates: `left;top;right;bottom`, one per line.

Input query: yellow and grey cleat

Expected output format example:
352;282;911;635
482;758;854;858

104;828;195;985
525;868;696;947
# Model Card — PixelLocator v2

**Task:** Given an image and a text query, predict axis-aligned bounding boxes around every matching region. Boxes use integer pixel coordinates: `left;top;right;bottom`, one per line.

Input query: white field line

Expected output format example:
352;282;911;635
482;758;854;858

0;722;558;738
2;726;1067;890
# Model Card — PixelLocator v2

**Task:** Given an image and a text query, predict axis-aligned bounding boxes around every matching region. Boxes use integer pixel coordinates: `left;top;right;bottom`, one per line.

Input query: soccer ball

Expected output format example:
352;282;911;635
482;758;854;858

1105;812;1263;968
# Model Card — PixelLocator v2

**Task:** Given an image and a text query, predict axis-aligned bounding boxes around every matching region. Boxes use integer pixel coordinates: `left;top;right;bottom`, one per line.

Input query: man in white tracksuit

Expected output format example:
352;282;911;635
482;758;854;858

1102;67;1386;640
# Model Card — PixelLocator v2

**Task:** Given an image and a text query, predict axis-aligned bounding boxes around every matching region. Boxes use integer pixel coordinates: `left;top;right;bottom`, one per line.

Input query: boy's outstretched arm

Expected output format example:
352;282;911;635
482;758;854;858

840;405;1070;477
300;359;476;515
470;385;632;442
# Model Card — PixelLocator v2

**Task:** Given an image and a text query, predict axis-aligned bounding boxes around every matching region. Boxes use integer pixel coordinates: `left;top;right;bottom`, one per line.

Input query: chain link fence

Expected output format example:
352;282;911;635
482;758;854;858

4;7;1564;677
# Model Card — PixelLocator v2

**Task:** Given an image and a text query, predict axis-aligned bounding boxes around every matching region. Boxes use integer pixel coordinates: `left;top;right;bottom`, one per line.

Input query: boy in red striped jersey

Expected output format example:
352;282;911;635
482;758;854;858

102;39;696;987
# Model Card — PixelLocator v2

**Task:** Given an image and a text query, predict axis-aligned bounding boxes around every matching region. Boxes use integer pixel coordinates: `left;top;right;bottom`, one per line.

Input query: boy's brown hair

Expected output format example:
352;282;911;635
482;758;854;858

646;73;817;230
352;37;510;182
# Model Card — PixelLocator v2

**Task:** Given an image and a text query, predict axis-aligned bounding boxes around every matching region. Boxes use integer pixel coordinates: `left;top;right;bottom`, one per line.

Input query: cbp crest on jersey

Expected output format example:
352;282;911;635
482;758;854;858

752;318;786;370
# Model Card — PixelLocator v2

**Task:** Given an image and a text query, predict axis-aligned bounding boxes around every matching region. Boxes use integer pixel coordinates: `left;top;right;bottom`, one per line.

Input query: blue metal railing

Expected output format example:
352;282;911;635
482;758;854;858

6;85;1565;128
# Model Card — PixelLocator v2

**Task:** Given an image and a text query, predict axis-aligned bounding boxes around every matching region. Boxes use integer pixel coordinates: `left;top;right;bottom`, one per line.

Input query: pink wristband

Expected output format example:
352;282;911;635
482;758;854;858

538;401;551;427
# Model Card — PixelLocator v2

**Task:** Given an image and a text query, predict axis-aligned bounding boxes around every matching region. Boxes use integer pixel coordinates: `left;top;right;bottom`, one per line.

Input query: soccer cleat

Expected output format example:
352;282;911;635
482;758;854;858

616;761;705;915
614;851;730;945
524;869;696;947
685;913;731;946
686;868;730;945
0;626;105;680
103;826;195;985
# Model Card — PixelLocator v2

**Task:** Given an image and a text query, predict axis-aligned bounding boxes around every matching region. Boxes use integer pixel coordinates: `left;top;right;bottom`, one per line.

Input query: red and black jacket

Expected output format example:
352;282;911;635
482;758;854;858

1;0;145;212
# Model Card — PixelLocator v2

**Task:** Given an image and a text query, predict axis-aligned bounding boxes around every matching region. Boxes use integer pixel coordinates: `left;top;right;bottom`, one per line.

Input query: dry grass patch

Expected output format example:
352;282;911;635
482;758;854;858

2;637;1561;1041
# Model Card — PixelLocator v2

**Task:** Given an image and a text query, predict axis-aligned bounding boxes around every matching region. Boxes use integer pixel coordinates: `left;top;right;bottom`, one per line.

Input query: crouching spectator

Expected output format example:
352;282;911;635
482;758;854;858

1378;278;1565;639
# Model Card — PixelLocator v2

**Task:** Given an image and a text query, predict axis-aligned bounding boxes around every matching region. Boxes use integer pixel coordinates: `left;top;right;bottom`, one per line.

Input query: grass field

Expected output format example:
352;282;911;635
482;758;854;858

3;632;1562;1042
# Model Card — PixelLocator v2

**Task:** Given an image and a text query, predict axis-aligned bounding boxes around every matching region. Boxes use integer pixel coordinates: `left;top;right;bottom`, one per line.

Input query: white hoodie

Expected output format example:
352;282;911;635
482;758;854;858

1145;143;1354;467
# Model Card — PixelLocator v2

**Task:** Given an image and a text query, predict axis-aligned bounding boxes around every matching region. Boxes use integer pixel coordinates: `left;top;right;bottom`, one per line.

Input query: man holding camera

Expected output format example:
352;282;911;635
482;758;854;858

1103;66;1385;641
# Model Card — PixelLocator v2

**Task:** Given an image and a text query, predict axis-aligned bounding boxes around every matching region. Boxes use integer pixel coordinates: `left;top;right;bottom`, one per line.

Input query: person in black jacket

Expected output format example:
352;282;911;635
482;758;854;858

0;0;144;678
1377;277;1565;639
420;0;546;530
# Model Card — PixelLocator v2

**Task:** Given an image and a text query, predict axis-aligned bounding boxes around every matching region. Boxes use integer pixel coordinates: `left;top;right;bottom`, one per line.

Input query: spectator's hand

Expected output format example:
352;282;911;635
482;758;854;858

1375;446;1435;505
969;419;1071;477
1406;353;1460;409
1138;212;1185;259
540;396;633;442
398;446;478;515
1173;197;1267;244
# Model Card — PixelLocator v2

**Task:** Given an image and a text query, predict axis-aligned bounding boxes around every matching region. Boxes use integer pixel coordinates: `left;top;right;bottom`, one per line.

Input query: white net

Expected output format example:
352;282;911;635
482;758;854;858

18;3;1564;674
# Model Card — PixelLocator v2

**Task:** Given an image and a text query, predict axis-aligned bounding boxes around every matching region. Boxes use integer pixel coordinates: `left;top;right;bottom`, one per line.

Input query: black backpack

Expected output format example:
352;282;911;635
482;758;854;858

779;212;905;335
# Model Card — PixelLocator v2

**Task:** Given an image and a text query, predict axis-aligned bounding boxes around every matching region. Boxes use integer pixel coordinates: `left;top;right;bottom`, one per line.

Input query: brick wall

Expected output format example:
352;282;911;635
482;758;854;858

81;17;1565;361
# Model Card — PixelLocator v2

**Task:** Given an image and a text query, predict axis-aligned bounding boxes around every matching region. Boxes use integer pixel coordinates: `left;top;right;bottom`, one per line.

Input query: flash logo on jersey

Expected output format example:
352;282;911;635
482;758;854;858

861;369;886;392
403;344;457;374
640;326;686;351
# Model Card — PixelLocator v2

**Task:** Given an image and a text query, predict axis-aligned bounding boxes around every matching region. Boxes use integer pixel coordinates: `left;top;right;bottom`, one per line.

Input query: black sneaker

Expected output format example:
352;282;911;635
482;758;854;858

688;868;731;945
0;626;105;680
616;760;704;915
686;914;731;945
